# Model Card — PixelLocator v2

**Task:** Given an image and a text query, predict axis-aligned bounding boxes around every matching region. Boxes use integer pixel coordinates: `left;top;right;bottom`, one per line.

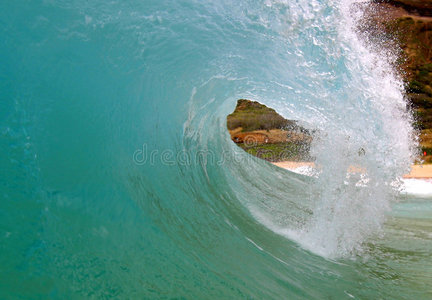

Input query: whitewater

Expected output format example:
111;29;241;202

1;0;431;298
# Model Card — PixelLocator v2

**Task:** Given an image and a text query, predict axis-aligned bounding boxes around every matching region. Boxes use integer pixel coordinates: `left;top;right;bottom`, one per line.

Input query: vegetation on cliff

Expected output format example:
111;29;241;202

227;99;296;132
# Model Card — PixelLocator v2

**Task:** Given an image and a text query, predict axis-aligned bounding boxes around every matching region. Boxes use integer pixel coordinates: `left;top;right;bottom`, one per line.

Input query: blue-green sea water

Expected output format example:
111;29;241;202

1;0;432;298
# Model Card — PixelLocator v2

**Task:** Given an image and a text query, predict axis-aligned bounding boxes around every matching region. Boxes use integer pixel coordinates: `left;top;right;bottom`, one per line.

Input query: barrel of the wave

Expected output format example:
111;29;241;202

0;0;311;298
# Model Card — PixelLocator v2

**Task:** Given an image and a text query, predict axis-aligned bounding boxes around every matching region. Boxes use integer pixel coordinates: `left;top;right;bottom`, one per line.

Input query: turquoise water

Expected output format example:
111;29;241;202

1;0;432;298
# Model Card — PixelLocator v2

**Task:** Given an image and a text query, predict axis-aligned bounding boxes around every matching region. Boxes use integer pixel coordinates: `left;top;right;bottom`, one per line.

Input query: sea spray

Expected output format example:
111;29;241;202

286;0;416;257
234;0;416;258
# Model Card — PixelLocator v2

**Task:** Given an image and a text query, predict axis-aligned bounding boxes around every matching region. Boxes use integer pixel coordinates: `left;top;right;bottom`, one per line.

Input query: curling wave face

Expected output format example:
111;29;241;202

1;0;431;298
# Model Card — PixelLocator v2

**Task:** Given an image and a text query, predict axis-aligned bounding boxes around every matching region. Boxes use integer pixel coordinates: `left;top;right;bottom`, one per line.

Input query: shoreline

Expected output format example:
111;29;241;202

272;161;432;179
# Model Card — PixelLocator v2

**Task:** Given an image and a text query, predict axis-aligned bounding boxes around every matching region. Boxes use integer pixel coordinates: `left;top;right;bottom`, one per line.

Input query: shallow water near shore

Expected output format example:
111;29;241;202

1;0;431;298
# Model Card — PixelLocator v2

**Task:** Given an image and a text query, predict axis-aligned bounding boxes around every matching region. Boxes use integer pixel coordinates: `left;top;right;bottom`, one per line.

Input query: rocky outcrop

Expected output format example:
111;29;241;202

227;99;313;162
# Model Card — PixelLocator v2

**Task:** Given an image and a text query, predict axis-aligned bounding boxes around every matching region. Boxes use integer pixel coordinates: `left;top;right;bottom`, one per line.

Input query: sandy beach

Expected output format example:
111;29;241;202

402;164;432;179
273;161;432;179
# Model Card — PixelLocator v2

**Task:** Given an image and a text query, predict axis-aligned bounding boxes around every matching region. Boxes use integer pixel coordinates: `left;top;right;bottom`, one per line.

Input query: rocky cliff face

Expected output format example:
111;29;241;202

378;0;432;17
365;1;432;159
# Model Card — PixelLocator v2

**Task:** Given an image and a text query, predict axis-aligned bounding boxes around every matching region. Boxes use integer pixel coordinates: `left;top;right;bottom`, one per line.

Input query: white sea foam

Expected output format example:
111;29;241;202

287;165;432;198
401;179;432;197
